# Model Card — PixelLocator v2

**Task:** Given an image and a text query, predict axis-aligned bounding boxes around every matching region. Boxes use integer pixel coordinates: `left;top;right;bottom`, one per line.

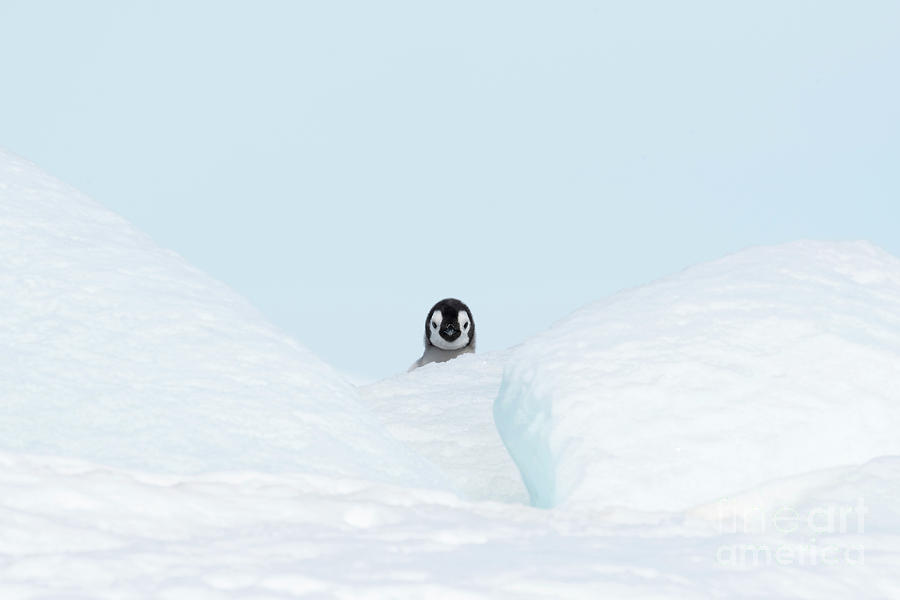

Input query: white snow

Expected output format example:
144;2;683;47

495;240;900;511
3;450;900;597
361;351;527;504
3;149;900;597
0;149;443;488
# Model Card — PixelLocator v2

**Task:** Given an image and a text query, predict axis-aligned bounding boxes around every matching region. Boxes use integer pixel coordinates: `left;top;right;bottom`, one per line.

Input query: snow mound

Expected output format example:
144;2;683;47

495;241;900;510
0;149;442;487
361;352;528;503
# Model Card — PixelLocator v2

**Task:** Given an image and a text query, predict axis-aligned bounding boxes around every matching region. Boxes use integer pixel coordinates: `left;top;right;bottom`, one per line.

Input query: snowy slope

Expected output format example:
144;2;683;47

0;149;442;487
495;241;900;510
361;351;528;503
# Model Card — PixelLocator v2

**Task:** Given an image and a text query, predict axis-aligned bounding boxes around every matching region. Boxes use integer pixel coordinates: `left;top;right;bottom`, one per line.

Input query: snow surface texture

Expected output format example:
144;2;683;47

0;149;443;487
495;240;900;511
3;149;900;596
361;352;528;504
3;450;900;597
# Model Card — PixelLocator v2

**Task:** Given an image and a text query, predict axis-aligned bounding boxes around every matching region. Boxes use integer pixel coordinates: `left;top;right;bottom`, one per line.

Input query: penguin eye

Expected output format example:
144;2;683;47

431;321;437;329
463;322;469;330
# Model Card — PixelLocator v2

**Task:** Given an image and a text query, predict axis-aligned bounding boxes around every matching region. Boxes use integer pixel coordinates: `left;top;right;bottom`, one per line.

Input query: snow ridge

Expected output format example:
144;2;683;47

0;149;443;487
495;240;900;510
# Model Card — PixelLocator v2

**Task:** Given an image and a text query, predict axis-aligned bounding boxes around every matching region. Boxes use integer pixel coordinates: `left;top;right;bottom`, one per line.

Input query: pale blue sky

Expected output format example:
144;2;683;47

1;1;898;378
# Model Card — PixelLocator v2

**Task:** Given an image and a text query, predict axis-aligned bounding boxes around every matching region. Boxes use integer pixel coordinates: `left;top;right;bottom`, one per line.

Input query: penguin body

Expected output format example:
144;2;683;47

410;298;475;370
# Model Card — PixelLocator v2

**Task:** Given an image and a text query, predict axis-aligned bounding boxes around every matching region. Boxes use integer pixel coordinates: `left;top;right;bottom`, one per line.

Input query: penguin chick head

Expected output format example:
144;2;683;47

425;298;474;351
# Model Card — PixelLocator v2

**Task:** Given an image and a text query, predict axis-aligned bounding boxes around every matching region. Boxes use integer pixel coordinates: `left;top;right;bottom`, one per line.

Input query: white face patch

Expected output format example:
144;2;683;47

430;310;443;332
428;309;471;351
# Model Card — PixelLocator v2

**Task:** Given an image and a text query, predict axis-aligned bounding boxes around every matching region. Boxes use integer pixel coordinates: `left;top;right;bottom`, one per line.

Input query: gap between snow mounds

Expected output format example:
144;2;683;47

361;351;530;504
0;148;445;489
495;240;900;511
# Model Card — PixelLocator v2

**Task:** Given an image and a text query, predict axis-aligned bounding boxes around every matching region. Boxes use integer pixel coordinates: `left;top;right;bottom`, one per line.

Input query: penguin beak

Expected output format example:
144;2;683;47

441;324;460;340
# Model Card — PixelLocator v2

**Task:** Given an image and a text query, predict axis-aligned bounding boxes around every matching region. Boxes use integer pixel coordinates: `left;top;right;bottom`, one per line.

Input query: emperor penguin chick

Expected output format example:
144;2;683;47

410;298;476;370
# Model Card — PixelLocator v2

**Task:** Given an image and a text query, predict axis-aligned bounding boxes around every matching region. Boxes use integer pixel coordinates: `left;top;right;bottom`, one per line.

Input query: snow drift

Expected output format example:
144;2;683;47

0;149;442;487
361;351;527;503
495;241;900;510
